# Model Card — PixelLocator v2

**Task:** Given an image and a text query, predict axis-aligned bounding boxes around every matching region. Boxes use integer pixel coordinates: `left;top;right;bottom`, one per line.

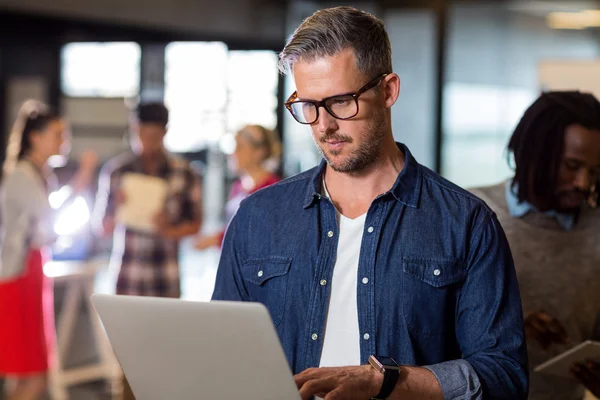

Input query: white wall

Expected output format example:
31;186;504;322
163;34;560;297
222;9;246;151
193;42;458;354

62;97;130;161
539;60;600;98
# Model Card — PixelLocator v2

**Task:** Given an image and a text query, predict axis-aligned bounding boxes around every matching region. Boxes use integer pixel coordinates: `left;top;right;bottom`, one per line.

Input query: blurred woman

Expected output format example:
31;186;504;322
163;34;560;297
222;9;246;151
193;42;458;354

0;100;97;400
195;125;281;249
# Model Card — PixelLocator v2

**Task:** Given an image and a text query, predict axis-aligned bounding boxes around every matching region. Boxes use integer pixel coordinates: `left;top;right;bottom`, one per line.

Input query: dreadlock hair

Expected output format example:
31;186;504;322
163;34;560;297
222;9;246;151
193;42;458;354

507;91;600;207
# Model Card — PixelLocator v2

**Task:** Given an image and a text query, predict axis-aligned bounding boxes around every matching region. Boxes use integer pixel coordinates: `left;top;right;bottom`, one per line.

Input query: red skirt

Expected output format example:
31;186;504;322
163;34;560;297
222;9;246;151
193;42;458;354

0;249;55;375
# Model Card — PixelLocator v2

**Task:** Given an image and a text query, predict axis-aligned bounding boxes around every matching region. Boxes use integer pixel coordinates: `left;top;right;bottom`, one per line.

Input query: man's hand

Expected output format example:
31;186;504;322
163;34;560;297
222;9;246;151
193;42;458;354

194;233;221;250
100;191;127;236
78;149;99;175
153;211;174;238
101;217;116;237
71;149;99;193
571;360;600;397
294;365;382;400
115;190;126;206
524;311;569;349
152;211;201;240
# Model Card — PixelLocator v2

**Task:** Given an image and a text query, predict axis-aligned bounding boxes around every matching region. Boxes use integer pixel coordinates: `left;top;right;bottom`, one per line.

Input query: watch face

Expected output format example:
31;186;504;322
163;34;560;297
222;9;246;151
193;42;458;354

377;356;399;367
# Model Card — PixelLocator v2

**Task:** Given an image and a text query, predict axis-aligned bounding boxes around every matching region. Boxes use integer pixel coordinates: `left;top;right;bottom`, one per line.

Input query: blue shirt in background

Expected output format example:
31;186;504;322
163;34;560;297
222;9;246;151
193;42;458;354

505;181;576;231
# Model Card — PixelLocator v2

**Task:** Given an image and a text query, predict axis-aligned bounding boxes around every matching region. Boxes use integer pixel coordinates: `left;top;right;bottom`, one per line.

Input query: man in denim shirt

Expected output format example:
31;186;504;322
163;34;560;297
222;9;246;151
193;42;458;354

212;6;527;400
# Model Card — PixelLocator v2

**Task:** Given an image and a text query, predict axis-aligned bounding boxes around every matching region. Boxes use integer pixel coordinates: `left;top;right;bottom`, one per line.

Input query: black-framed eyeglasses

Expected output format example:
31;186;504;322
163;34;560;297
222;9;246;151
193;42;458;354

284;73;389;125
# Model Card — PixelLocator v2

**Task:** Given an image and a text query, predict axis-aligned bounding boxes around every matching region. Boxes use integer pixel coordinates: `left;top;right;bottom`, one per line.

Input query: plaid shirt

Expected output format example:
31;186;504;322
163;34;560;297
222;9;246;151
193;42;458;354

94;152;202;297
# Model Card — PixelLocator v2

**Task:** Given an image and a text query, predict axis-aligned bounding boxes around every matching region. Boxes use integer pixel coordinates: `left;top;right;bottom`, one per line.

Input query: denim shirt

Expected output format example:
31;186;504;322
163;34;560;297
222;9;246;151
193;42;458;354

212;143;528;399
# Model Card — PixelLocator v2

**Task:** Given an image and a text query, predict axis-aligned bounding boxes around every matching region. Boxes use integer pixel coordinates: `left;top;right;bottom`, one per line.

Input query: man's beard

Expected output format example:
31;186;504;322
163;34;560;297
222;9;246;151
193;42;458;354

314;111;386;173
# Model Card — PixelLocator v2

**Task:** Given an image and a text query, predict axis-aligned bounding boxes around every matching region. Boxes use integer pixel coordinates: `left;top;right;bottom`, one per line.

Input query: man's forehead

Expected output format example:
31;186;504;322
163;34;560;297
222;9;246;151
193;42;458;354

292;52;364;98
563;125;600;164
564;125;600;148
294;55;350;78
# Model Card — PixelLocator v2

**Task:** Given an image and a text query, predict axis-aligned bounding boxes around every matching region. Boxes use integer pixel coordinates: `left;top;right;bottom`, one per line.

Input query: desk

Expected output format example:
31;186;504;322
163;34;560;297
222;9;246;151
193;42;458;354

44;260;121;400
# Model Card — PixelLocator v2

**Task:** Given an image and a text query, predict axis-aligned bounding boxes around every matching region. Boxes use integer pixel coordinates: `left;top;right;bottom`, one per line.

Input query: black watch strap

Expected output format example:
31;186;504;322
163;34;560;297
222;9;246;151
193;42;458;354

371;367;400;400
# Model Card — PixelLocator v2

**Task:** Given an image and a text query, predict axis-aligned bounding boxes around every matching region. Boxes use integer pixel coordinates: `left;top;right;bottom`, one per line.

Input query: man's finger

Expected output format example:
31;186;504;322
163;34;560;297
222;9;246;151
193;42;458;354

535;312;568;339
324;387;346;400
299;376;337;400
585;360;600;380
528;328;551;349
546;319;568;342
536;312;554;323
527;318;568;347
528;317;551;335
294;368;329;389
572;363;594;386
530;312;561;331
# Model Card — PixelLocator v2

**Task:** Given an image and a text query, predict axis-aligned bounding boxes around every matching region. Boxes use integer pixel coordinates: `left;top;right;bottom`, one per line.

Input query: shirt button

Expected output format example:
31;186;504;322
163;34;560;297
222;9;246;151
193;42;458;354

362;277;369;284
367;226;374;233
320;279;327;286
311;333;318;341
257;270;264;277
363;333;370;340
327;231;334;238
433;269;441;276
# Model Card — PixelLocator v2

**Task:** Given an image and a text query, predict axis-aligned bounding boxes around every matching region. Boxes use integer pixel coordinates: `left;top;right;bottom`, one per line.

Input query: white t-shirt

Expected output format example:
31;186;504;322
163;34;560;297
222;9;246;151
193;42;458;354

319;181;365;368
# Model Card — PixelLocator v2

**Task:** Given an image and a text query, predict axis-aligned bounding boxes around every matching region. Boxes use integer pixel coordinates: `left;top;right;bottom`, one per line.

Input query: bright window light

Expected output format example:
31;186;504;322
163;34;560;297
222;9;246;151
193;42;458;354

61;42;141;97
164;44;279;153
227;50;279;133
49;186;73;209
164;42;228;152
53;196;90;236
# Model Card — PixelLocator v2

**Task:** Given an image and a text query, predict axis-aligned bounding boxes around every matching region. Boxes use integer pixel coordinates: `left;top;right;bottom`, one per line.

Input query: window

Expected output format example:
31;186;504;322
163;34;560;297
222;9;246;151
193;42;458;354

164;43;279;153
442;83;537;188
227;50;279;132
61;42;141;97
164;42;228;153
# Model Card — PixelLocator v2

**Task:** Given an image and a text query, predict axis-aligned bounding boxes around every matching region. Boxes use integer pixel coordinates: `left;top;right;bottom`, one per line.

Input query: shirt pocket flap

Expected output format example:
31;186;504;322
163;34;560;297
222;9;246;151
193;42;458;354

402;258;465;288
243;257;292;286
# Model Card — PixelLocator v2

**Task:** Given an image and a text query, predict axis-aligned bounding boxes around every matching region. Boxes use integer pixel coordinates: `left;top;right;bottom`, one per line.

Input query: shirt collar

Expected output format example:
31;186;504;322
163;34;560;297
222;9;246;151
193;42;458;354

303;142;422;209
505;180;576;231
133;152;171;177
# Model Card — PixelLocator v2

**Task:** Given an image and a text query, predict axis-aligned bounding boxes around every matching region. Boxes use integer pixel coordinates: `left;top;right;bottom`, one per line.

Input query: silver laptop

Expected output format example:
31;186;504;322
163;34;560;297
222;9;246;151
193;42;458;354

91;294;301;400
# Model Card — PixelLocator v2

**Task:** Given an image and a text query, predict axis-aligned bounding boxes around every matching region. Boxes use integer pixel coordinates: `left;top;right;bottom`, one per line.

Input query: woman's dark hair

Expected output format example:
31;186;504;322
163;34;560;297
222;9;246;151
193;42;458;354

3;100;60;177
507;91;600;205
17;108;60;160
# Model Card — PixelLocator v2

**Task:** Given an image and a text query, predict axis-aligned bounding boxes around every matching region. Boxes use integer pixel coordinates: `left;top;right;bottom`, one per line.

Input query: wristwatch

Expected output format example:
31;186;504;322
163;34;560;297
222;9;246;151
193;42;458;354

368;355;401;400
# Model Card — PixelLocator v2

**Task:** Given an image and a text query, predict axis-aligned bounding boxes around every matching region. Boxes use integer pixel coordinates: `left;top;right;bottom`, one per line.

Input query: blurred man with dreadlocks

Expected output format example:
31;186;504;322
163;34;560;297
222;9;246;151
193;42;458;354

471;91;600;400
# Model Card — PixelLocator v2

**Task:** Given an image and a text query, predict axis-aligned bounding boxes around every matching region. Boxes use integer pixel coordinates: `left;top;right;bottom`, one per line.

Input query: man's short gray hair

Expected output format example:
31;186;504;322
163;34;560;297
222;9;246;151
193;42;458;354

278;6;392;78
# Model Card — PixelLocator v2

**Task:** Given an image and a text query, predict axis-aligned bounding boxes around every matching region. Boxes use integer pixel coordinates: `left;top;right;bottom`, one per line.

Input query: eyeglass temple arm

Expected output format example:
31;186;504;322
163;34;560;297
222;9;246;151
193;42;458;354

285;92;298;105
355;73;389;97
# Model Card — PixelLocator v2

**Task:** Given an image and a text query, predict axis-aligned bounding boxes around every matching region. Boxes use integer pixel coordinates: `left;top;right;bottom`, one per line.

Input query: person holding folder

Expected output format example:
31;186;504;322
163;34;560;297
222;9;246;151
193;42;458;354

93;102;202;400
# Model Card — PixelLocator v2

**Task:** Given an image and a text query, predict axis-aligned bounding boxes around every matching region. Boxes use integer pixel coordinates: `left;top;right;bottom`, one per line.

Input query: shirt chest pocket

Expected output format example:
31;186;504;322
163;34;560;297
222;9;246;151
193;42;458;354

401;258;466;337
242;257;292;327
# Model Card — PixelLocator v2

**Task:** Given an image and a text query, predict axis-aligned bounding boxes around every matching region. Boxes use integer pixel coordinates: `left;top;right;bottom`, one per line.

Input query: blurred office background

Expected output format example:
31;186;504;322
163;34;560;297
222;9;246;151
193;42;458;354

1;0;600;398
